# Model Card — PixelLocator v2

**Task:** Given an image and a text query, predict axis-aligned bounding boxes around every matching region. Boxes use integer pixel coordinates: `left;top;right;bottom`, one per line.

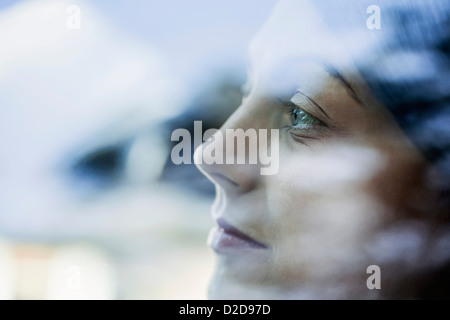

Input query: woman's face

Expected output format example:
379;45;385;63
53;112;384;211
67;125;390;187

196;0;436;299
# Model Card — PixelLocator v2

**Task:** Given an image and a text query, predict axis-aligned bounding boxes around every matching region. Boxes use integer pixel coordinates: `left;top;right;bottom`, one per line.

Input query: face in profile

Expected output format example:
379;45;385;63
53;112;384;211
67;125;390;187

195;0;450;299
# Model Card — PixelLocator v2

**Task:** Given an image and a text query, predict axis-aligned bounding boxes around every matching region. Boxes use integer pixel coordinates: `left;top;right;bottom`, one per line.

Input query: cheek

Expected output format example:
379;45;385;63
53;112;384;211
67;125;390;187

367;151;430;220
265;142;390;283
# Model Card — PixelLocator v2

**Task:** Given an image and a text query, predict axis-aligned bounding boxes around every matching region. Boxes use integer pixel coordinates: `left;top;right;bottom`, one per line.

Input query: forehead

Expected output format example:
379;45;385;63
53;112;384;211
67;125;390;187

248;0;386;92
249;0;348;75
247;2;338;100
247;0;377;103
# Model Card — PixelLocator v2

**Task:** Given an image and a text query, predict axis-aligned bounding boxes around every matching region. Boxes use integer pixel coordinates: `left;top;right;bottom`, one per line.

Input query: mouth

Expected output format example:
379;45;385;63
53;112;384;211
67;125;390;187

208;218;268;251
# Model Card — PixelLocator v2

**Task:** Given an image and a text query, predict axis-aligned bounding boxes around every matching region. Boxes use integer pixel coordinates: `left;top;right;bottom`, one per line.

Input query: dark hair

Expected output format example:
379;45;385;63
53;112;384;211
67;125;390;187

311;0;450;299
313;0;450;200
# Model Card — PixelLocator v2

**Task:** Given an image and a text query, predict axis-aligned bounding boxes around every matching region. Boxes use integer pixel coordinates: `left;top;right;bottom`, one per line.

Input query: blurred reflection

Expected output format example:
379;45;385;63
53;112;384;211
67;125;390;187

160;75;244;195
0;0;220;299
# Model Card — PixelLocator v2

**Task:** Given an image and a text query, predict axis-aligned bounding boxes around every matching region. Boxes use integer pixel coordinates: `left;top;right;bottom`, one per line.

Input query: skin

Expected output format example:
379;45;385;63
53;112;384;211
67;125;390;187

196;0;448;299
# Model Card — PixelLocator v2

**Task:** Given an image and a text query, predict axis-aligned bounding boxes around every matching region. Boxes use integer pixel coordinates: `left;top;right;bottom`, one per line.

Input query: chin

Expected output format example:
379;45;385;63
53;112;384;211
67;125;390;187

208;259;388;300
207;266;309;300
208;276;277;300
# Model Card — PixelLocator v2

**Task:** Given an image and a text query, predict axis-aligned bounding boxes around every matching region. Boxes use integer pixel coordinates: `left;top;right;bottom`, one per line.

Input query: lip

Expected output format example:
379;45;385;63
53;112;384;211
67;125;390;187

208;218;268;251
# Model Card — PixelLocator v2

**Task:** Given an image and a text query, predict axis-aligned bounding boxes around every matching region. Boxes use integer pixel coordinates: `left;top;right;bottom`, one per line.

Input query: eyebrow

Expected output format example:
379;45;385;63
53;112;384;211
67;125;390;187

287;60;366;122
321;62;364;105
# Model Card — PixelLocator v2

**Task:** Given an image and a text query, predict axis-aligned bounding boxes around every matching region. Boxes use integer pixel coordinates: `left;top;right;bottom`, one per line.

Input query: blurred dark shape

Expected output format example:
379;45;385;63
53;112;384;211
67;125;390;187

159;74;245;196
417;261;450;299
70;143;127;188
59;120;166;199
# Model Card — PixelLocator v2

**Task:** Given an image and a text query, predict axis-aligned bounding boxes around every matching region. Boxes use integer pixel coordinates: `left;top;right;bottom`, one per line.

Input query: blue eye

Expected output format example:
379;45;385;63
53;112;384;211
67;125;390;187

279;91;326;130
290;105;322;128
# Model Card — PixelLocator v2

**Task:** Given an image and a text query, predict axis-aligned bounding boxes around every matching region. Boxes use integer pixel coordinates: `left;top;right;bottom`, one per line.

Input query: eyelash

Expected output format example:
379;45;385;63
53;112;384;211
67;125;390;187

282;100;325;127
279;100;329;144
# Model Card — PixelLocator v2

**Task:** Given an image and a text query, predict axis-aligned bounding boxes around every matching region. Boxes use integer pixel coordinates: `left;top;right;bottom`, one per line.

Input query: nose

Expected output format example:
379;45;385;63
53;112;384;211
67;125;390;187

194;107;262;193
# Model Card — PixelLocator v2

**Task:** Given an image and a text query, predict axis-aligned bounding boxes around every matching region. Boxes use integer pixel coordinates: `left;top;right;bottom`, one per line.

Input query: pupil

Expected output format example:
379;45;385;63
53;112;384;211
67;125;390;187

293;108;305;123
